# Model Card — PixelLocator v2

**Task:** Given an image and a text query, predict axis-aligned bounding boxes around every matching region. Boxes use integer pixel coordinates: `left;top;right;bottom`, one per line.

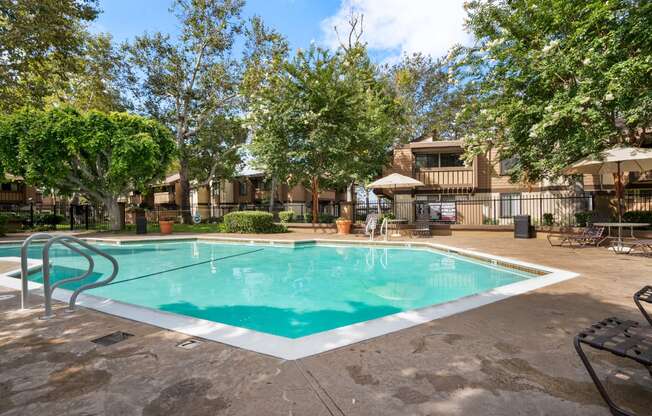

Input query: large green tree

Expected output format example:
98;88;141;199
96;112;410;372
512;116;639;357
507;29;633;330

248;44;404;223
0;0;99;112
387;51;476;141
0;107;175;230
123;0;248;222
460;0;652;183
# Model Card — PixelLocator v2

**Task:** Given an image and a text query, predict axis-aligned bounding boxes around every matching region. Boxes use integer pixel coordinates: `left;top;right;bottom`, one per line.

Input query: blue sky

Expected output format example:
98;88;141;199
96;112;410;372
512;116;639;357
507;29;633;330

93;0;470;63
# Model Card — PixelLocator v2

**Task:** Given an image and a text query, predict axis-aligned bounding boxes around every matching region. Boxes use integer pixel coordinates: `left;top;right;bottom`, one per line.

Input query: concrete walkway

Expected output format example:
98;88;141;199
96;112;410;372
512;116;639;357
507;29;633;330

0;232;650;415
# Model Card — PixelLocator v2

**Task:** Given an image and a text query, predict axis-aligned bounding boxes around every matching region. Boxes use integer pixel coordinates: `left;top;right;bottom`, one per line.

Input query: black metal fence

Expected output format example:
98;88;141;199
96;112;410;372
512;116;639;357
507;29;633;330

0;203;111;231
351;195;598;227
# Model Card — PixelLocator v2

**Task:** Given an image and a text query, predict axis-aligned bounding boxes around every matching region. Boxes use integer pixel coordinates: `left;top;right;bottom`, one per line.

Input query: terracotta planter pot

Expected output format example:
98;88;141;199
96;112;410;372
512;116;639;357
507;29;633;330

159;220;174;235
336;219;352;235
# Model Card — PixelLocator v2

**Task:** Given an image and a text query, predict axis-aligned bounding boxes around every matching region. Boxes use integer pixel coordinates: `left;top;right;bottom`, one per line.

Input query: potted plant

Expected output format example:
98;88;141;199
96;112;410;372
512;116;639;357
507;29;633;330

159;218;174;234
335;216;352;235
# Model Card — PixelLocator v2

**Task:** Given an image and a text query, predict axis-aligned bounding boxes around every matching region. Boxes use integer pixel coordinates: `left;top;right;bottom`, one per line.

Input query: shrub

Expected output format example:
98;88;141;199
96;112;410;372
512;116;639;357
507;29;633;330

623;210;652;225
304;213;336;223
574;211;593;227
223;211;287;233
278;211;294;223
0;214;8;236
35;213;65;228
542;213;554;226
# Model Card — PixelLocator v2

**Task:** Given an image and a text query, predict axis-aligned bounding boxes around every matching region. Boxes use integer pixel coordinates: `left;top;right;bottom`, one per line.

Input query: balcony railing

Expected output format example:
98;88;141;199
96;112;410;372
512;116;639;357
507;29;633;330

154;191;175;205
0;190;26;203
414;168;475;189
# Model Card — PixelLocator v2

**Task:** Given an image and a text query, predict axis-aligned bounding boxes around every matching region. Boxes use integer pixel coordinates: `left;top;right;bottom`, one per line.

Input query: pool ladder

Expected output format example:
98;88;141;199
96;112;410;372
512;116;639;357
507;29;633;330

20;233;119;319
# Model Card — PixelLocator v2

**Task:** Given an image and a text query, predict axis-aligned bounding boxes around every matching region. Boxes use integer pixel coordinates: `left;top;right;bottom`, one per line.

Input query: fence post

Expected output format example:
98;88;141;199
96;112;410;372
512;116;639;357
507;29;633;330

84;205;90;230
69;204;74;231
29;202;34;227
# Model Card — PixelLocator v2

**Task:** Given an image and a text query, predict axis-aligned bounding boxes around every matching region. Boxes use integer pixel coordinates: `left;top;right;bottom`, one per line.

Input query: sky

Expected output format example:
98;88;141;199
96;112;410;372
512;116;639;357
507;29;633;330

93;0;471;63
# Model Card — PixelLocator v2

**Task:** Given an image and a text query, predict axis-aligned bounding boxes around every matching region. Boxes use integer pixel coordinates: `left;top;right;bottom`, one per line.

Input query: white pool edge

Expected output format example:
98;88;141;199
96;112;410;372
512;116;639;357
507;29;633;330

0;239;578;360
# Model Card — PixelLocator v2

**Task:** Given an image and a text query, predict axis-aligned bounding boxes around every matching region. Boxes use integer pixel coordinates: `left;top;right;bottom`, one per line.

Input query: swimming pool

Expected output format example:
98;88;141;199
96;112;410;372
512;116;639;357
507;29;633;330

0;239;576;358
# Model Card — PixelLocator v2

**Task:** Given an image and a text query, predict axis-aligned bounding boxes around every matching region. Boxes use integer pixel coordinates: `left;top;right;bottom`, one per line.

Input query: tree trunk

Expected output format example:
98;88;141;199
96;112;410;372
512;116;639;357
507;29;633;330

269;176;276;213
105;197;122;231
311;176;319;225
178;160;192;224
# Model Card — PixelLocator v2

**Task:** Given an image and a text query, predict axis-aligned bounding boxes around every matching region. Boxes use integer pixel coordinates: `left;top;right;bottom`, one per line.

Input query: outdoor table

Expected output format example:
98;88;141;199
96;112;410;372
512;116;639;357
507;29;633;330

593;222;650;253
386;218;407;238
593;222;650;241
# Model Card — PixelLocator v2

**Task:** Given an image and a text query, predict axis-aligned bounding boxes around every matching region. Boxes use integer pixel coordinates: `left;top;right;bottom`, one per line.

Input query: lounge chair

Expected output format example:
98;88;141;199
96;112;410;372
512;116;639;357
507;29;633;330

364;213;379;240
547;225;605;247
574;286;652;416
411;220;431;238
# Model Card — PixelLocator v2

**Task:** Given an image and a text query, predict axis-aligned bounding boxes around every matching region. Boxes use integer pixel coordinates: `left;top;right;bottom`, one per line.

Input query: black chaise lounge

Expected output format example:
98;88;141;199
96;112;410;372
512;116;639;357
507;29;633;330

574;286;652;416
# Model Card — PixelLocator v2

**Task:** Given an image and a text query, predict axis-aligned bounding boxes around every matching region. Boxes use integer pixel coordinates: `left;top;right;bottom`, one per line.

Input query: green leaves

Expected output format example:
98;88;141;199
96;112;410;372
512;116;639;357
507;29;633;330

0;107;175;200
461;0;652;183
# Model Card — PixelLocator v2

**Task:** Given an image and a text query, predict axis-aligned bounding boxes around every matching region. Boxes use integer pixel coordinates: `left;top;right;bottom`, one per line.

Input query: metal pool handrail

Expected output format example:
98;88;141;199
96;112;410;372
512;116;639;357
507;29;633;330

20;234;119;318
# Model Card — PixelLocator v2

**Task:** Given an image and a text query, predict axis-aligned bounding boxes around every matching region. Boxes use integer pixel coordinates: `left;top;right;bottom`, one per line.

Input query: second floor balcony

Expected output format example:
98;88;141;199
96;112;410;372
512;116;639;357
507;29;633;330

413;166;476;190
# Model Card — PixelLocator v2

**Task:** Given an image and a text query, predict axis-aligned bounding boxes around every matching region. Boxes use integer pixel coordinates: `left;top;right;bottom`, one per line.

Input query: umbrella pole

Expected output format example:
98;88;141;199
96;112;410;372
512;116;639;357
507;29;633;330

617;161;623;248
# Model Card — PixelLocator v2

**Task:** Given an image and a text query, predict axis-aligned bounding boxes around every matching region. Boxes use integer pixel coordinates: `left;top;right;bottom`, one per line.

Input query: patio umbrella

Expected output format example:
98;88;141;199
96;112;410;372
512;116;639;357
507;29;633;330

366;173;425;213
564;146;652;244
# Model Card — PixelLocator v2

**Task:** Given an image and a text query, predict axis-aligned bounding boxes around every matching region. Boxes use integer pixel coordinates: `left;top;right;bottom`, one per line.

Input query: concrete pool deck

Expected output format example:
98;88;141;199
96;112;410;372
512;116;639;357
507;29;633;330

0;231;651;415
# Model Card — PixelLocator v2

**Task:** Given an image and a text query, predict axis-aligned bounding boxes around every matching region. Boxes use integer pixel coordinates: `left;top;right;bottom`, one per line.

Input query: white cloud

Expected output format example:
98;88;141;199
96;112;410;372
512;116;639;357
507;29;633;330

320;0;470;62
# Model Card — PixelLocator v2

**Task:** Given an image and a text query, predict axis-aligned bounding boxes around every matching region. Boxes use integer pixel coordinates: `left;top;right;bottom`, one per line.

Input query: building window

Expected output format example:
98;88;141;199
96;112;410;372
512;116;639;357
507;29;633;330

439;153;465;167
415;153;464;169
499;157;519;175
415;154;438;169
239;181;247;196
499;193;521;218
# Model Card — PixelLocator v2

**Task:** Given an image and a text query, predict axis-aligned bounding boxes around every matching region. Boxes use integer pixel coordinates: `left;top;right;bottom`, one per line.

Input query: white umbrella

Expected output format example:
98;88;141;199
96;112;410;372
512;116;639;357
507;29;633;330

367;173;424;214
366;173;424;189
564;146;652;244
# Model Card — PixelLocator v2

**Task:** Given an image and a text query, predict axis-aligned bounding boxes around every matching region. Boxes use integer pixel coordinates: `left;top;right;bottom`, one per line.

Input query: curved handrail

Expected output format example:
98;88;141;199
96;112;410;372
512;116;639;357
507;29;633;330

21;233;57;309
21;233;97;310
42;235;119;318
380;218;389;241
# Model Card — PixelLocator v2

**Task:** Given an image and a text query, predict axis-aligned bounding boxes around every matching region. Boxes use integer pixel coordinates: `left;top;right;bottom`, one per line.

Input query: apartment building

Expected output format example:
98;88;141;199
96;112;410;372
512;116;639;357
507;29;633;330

379;135;615;225
0;174;41;207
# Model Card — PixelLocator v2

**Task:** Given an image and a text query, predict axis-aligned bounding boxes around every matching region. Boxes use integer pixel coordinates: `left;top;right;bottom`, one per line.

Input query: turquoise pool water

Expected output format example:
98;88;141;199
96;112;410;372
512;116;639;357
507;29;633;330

2;241;534;338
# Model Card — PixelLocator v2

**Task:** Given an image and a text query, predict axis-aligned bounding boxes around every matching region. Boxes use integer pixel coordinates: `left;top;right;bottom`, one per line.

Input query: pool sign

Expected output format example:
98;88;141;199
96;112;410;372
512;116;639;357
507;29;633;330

192;212;202;224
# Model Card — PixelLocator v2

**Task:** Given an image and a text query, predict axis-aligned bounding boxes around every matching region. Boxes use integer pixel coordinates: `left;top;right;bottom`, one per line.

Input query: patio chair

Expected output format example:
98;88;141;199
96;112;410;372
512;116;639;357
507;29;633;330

574;286;652;416
365;213;379;240
411;220;431;238
547;225;605;248
635;286;652;326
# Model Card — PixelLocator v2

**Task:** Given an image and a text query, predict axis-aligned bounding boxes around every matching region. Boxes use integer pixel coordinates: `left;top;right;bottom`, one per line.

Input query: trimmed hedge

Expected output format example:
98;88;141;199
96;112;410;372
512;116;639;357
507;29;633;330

223;211;287;233
278;211;294;223
623;210;652;225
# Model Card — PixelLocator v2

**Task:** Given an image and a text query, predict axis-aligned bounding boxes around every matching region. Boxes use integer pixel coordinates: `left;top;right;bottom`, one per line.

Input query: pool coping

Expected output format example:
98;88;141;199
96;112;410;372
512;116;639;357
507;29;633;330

0;237;579;360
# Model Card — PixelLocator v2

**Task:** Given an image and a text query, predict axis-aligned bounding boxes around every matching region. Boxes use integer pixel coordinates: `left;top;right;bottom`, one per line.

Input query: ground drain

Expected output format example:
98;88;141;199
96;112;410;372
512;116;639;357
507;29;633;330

91;331;134;346
176;338;203;349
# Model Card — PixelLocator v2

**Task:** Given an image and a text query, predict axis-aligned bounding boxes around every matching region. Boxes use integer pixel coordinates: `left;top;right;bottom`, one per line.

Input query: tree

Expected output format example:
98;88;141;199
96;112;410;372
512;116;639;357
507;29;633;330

123;0;245;222
460;0;652;183
387;51;476;141
46;33;127;112
248;45;404;223
0;107;175;230
0;0;99;112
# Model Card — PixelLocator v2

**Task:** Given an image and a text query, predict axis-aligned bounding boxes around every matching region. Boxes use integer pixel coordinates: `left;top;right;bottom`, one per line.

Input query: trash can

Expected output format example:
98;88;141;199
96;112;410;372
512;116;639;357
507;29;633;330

514;215;534;238
136;217;148;234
